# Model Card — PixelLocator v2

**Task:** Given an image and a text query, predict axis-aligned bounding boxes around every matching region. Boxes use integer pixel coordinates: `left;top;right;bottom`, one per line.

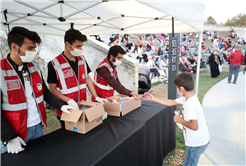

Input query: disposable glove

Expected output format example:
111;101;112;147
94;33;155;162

95;97;107;105
61;105;77;114
7;136;26;154
67;99;79;110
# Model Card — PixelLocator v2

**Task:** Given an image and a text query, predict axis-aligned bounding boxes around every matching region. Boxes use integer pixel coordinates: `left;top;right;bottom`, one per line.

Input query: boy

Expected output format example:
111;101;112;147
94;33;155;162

145;72;210;166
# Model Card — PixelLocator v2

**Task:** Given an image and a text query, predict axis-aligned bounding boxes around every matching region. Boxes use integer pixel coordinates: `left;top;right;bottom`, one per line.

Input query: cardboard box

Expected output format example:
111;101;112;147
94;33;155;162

104;94;141;117
61;101;105;134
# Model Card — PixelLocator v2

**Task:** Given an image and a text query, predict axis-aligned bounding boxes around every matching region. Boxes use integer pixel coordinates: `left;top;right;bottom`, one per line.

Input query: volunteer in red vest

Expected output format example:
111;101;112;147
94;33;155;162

1;26;75;154
47;28;106;128
92;45;142;102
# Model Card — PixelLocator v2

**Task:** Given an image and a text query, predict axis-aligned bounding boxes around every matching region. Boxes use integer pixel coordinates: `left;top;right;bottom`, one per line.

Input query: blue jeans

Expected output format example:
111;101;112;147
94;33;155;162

183;141;210;166
228;65;241;83
1;122;43;153
150;68;160;77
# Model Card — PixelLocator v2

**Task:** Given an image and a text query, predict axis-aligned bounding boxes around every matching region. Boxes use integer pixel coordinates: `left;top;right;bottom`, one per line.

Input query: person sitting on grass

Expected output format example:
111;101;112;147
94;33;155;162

144;72;210;166
146;56;161;79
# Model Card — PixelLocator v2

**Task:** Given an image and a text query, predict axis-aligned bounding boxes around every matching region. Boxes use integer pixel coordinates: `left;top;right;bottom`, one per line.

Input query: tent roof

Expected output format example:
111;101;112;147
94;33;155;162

1;0;205;36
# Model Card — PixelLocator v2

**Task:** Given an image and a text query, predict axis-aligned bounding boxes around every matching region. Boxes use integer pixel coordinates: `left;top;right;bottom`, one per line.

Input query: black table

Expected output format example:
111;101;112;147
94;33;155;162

2;100;176;166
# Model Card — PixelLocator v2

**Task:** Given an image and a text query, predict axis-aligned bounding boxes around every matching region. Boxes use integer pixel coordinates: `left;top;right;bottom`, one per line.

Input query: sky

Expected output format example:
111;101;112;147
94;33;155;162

201;0;246;23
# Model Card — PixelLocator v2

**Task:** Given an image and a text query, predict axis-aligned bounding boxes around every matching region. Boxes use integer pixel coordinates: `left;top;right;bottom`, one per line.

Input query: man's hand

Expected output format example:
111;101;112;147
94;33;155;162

61;105;77;114
130;92;142;100
174;115;182;123
67;99;79;110
7;136;26;154
144;93;156;101
95;97;107;105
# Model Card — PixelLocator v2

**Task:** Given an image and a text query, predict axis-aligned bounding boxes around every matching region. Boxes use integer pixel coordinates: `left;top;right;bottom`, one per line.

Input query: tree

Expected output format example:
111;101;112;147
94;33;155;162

225;13;246;27
205;16;217;25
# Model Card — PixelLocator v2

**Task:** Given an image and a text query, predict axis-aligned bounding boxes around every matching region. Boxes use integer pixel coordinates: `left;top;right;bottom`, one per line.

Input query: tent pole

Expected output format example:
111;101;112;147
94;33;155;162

172;17;174;37
195;32;202;96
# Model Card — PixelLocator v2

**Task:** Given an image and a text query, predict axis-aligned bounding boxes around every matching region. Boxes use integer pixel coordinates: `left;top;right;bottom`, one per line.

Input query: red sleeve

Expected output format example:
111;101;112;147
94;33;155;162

97;67;132;96
242;54;244;64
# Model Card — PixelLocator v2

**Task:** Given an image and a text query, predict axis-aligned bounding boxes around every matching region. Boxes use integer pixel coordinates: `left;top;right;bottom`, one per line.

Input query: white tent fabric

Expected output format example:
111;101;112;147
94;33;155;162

1;0;205;35
0;0;205;96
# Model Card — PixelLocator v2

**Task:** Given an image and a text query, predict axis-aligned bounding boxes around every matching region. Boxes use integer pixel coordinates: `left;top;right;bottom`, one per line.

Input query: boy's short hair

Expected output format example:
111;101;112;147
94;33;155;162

107;45;126;58
174;72;194;91
64;28;87;44
8;26;41;49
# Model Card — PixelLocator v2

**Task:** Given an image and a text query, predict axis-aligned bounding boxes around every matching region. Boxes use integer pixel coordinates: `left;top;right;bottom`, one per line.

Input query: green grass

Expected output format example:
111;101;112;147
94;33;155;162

151;81;163;88
195;73;228;104
43;109;61;135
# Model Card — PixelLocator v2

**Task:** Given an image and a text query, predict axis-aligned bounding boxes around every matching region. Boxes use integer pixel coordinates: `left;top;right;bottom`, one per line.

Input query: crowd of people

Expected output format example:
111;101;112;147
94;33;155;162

203;28;246;81
91;29;246;83
105;32;200;79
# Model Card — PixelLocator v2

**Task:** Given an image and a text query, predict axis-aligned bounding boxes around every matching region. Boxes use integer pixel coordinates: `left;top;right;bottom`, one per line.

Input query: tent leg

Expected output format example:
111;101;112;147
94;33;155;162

172;17;174;37
195;32;202;96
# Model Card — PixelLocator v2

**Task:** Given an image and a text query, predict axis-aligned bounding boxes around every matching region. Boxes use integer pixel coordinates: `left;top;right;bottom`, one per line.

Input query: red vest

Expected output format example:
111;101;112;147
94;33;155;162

1;58;47;140
92;58;117;101
51;54;87;116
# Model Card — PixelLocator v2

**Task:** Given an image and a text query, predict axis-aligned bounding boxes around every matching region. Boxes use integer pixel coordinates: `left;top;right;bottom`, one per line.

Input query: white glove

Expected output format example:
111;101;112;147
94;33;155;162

67;99;79;110
61;105;77;114
7;136;26;154
95;97;107;105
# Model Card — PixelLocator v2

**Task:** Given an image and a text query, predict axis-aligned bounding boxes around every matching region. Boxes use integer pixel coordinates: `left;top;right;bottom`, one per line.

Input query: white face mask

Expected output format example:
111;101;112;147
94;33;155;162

113;59;122;67
68;43;83;57
16;45;37;63
177;88;184;97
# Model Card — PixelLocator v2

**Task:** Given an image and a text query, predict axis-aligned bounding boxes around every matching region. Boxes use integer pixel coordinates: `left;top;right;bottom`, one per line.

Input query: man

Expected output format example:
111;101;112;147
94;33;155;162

147;56;160;79
47;28;106;128
1;26;74;154
110;34;120;47
226;46;244;84
92;45;142;101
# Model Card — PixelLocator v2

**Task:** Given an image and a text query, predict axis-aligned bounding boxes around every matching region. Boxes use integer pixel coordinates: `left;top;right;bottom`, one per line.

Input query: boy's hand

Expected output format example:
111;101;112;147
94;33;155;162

144;94;156;101
174;115;182;123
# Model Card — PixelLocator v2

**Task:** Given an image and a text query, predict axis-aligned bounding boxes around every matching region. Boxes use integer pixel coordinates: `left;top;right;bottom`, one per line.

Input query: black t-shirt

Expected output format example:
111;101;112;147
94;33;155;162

47;53;91;84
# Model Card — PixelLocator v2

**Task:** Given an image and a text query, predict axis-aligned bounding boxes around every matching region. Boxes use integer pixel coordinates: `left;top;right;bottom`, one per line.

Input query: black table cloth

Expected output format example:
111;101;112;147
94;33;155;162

1;100;176;166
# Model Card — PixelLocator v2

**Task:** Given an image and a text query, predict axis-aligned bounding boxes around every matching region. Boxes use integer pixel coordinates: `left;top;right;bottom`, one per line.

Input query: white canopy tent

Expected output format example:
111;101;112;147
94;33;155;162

1;0;205;95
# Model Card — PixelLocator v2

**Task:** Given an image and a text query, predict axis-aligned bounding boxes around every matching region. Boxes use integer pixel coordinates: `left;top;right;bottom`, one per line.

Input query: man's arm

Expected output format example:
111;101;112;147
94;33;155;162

47;62;71;103
149;64;155;69
49;83;71;103
97;67;131;96
42;77;64;110
0;90;18;145
87;75;98;99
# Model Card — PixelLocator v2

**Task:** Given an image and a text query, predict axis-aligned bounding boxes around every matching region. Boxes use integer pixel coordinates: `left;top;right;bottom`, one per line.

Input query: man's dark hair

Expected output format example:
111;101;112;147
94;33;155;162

174;72;194;91
113;34;119;42
107;45;126;59
7;26;41;49
64;28;87;44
